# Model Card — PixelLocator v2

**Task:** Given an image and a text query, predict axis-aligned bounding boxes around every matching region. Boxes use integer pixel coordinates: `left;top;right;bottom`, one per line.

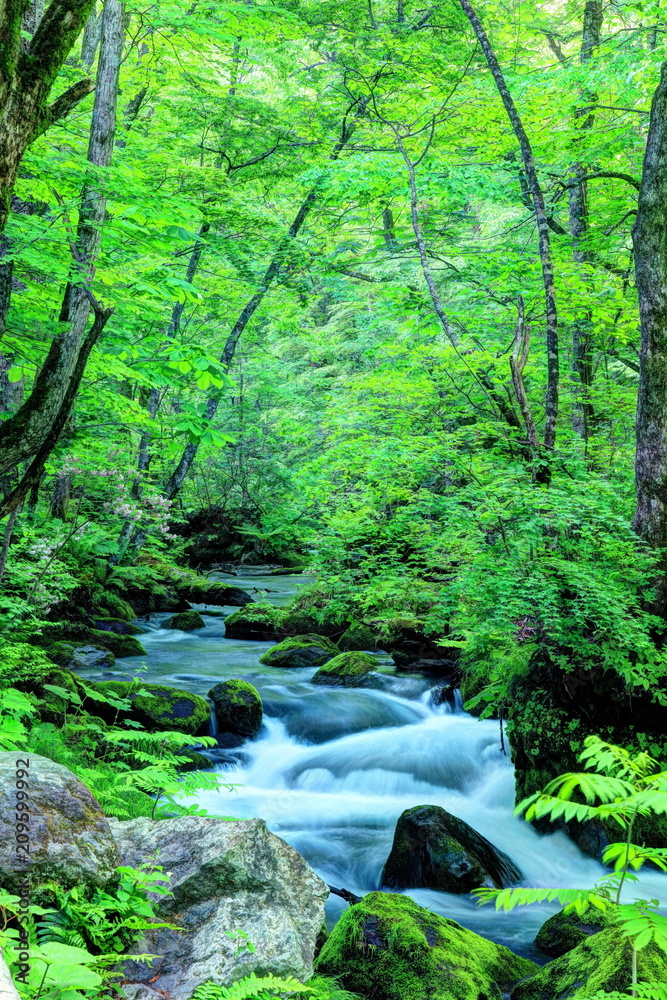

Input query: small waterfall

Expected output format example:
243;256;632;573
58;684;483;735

208;699;219;739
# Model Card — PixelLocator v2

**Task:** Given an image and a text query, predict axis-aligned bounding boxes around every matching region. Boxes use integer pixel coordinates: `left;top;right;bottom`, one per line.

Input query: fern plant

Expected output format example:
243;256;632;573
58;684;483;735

474;736;667;996
191;974;361;1000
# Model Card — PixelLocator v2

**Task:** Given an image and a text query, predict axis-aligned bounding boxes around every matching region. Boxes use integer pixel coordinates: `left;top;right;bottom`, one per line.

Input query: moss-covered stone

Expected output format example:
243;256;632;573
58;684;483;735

223;603;285;640
512;927;667;998
337;623;379;652
382;804;522;893
535;905;610;958
163;610;206;631
315;891;538;1000
311;651;377;687
92;617;147;636
208;679;263;738
177;750;212;772
259;634;339;669
93;681;210;735
88;630;146;658
92;591;136;621
45;640;78;668
175;578;254;607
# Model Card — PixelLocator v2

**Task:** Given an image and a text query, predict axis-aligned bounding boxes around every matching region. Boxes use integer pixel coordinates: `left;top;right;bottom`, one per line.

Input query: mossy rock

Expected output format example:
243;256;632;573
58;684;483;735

163;610;205;631
107;564;187;614
175;578;254;607
92;681;210;735
535;904;610;958
224;603;285;640
92;617;147;636
315;891;538;1000
88;630;146;658
208;679;263;738
281;609;345;638
312;651;377;687
512;927;667;998
259;634;339;669
177;750;212;772
337;623;379;652
92;591;136;621
45;641;78;668
382;804;522;893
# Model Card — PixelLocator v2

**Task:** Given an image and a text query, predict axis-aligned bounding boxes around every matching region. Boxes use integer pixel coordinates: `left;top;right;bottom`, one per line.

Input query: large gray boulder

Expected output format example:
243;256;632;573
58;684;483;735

0;752;119;891
111;815;329;1000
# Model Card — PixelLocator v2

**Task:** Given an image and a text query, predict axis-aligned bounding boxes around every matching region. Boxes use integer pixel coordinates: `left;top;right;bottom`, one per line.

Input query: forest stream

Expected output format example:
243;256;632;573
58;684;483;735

79;574;667;964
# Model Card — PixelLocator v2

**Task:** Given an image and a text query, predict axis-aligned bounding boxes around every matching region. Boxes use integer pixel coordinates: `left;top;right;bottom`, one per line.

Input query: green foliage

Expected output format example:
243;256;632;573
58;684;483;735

191;974;363;1000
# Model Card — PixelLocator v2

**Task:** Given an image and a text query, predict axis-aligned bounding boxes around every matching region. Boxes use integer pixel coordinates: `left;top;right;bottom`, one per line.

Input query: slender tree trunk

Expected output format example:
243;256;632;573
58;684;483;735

459;0;559;472
81;2;102;67
633;62;667;617
158;98;368;506
569;2;603;440
51;473;72;520
0;0;123;480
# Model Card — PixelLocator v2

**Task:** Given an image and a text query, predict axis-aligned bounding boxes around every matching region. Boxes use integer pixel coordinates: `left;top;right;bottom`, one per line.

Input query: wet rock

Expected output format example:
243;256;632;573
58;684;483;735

382;804;522;893
223;603;285;641
112;815;329;1000
163;610;206;631
259;634;339;669
311;651;377;687
377;617;460;674
92;617;147;635
208;680;263;738
535;904;610;958
315;891;538;1000
70;645;115;669
92;681;210;735
512;927;667;999
175;580;254;607
89;630;147;658
0;752;120;892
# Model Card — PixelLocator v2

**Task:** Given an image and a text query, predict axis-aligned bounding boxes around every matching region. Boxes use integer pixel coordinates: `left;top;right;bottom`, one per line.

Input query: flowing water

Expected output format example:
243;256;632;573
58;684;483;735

80;572;667;961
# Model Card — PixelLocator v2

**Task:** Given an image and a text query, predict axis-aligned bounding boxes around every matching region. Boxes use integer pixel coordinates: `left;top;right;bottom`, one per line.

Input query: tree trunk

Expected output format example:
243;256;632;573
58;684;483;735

569;1;603;440
633;61;667;616
459;0;559;472
159;98;368;504
0;0;123;481
81;2;102;67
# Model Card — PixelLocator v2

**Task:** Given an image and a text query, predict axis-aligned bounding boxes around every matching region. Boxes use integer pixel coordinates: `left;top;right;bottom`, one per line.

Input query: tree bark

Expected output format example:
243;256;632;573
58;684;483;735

81;2;101;67
459;0;559;470
0;0;123;480
569;1;603;440
633;61;667;616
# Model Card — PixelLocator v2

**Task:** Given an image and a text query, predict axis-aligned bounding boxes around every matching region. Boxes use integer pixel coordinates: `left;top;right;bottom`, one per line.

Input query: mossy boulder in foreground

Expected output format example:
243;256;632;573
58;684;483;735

208;679;263;738
535;904;610;958
93;681;210;735
311;651;377;687
382;804;522;893
260;634;339;668
315;891;538;1000
163;610;205;631
223;603;285;640
512;926;667;998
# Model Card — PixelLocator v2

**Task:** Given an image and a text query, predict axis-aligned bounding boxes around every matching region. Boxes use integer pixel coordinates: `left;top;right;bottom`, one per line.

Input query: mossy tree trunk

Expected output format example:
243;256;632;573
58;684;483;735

633;62;667;618
0;0;121;497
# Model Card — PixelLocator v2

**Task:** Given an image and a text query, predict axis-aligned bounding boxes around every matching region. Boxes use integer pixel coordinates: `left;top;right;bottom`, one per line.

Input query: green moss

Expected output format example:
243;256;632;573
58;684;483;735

45;641;77;668
93;681;209;735
513;927;667;998
312;651;377;687
88;630;146;658
92;617;146;636
315;891;538;1000
92;591;136;621
163;610;205;631
259;634;339;668
535;905;610;958
338;624;379;652
208;679;263;737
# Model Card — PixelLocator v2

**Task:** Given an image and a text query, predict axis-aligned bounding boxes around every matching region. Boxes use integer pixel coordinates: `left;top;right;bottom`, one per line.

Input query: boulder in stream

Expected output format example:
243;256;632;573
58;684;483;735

535;903;610;958
512;927;667;999
208;679;263;738
163;609;206;631
382;804;522;893
315;891;538;1000
175;579;254;607
93;680;210;735
337;623;379;651
223;602;285;640
112;815;329;1000
0;752;120;892
311;651;377;687
91;617;147;635
259;633;339;668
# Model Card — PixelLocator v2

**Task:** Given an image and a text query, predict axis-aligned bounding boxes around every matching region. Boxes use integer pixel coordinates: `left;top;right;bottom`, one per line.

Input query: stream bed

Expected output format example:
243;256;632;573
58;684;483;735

79;572;667;962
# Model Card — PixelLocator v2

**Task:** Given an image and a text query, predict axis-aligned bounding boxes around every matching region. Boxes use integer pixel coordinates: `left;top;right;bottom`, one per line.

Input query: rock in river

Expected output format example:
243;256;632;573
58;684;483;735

208;679;263;738
259;633;339;669
311;650;377;687
112;815;329;1000
382;804;522;893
